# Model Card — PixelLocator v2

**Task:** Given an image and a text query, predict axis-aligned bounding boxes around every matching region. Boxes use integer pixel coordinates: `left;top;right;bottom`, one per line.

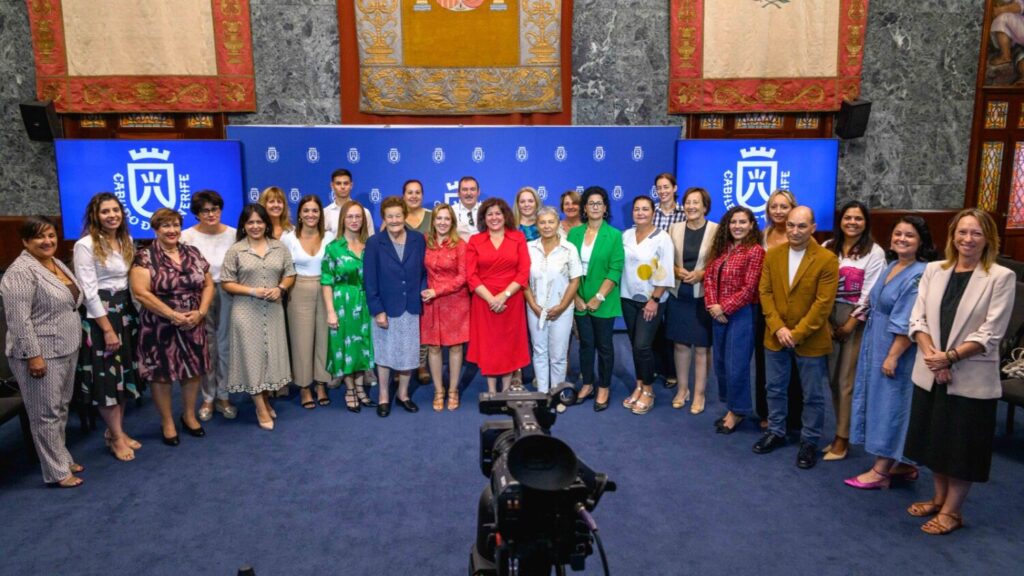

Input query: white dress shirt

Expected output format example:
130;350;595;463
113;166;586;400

324;199;375;238
527;237;584;312
280;230;335;276
621;227;675;303
181;226;237;283
453;201;480;242
73;235;131;319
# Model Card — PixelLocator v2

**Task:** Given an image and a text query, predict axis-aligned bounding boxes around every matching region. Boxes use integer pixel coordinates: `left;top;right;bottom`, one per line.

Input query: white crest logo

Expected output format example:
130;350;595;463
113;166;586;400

516;146;529;162
575;185;585;194
370;188;382;204
612;185;624;200
347;147;360;164
537;186;548;200
632;146;644;162
593;146;606;162
289;188;301;203
723;147;780;220
472;147;485;163
125;148;182;222
650;185;658;199
266;146;279;163
388;148;401;164
554;146;567;162
248;187;260;202
307;147;319;163
432;147;445;164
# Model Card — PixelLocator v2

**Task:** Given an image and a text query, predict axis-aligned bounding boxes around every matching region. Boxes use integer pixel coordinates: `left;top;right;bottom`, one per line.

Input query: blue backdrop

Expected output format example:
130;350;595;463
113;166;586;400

676;139;839;231
55;139;244;240
225;126;681;226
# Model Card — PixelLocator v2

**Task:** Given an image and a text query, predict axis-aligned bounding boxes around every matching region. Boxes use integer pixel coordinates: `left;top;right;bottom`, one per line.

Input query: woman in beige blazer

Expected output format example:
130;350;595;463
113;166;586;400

1;216;85;487
903;209;1015;535
665;187;718;413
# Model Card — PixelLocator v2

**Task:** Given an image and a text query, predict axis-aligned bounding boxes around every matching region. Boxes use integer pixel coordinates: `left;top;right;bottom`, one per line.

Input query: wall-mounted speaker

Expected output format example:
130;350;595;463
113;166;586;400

835;99;871;139
19;100;63;142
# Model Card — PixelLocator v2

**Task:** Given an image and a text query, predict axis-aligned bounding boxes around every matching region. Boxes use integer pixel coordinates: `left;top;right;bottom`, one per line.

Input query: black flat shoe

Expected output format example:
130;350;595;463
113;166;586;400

162;434;180;447
716;417;744;435
397;397;419;413
752;432;785;454
593;399;609;412
377;402;391;418
180;415;205;438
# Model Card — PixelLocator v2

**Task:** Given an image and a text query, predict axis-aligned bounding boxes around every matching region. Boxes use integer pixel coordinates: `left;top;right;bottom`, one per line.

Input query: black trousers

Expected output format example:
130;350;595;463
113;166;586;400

577;314;615;389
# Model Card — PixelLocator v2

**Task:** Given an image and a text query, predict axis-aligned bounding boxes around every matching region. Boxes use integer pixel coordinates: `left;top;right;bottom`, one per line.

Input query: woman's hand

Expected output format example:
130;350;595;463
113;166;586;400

421;288;436;303
585;297;602;312
642;299;659;322
923;350;951;372
375;312;389;329
327;311;339;329
182;310;203;329
935;367;952;385
266;287;283;302
832;323;851;342
546;304;567;321
881;354;899;378
708;304;727;324
169;311;189;326
102;330;120;352
27;356;46;378
574;296;587;312
674;266;687;281
528;301;544;317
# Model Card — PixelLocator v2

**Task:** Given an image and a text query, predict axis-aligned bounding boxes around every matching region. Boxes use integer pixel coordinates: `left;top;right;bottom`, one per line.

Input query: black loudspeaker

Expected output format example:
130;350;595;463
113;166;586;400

835;99;871;139
19;100;63;142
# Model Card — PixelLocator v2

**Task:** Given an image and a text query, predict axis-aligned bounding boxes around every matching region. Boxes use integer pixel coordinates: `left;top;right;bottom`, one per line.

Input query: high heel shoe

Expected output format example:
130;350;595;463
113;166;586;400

843;468;890;490
179;415;205;438
689;395;705;415
257;417;274;431
671;389;690;409
345;386;361;413
162;434;180;447
356;386;377;407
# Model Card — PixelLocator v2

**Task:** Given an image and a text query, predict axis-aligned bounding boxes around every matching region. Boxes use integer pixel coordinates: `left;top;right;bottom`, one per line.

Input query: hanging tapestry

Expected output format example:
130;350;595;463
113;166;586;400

668;0;869;114
26;0;256;113
351;0;564;116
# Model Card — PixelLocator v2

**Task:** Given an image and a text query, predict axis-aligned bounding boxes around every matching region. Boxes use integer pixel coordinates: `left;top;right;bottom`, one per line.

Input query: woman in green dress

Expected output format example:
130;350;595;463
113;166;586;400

322;199;376;412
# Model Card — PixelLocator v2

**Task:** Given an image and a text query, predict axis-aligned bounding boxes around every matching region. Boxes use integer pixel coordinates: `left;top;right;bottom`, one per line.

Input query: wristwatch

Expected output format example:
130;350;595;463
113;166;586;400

505;290;512;298
595;293;606;302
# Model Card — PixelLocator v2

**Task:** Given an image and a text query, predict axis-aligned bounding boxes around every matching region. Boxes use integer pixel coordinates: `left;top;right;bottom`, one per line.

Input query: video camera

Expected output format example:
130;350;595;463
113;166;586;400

470;383;616;576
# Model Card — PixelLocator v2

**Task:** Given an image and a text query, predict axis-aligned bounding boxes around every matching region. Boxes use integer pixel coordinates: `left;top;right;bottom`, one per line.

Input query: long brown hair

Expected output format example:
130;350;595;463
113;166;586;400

942;208;999;271
707;206;762;263
82;192;134;265
294;195;325;241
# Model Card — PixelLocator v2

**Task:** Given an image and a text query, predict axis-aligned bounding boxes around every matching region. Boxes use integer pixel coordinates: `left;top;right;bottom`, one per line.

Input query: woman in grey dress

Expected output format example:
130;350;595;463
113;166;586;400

220;204;296;430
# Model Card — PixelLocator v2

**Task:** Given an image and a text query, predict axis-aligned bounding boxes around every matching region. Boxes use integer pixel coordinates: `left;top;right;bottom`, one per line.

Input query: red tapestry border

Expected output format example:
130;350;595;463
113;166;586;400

669;0;868;114
26;0;257;113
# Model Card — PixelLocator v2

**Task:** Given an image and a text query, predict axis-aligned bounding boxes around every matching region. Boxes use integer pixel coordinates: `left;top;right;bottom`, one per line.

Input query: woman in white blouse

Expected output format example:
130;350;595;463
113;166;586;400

822;200;886;461
523;207;582;393
281;195;335;409
72;193;142;461
181;190;239;422
620;196;676;415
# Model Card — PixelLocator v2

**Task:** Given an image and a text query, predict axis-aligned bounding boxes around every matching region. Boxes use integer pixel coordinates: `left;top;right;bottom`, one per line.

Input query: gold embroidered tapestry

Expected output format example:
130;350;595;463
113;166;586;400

27;0;256;113
669;0;869;114
352;0;563;116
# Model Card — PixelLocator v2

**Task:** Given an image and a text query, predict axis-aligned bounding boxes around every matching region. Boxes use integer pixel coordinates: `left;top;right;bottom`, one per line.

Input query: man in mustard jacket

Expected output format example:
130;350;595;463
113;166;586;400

754;206;838;469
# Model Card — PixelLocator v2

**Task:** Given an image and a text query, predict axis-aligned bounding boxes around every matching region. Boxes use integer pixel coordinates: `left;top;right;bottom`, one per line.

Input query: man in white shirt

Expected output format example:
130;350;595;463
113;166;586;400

324;169;375;236
452;176;482;242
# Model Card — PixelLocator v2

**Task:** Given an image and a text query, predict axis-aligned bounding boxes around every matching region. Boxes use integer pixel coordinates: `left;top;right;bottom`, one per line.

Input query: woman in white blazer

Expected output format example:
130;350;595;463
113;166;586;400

903;209;1015;535
665;187;718;414
1;217;85;487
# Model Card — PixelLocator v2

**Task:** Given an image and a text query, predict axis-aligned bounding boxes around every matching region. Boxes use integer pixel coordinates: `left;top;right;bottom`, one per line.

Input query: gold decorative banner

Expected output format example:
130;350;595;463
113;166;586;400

27;0;256;113
353;0;563;115
669;0;869;114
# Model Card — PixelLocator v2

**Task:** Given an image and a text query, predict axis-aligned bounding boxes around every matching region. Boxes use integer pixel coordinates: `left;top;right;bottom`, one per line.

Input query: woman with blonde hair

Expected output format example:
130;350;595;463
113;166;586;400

259;186;294;240
73;192;142;461
420;203;470;410
514;186;542;242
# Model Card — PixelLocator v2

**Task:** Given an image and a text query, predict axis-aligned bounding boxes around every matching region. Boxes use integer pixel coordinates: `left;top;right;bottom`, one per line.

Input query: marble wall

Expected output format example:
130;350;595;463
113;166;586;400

0;0;983;215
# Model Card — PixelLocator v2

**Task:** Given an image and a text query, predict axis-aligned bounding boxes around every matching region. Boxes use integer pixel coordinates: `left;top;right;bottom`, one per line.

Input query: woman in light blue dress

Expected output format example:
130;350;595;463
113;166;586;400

845;216;935;490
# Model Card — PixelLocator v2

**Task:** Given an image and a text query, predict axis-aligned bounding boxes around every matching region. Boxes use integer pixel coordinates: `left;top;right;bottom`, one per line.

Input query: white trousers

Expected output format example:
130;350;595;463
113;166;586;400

201;285;232;402
526;307;574;393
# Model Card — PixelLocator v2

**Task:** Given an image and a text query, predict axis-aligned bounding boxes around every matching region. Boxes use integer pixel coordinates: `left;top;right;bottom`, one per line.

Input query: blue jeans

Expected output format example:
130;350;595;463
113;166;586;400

765;348;827;446
712;304;754;416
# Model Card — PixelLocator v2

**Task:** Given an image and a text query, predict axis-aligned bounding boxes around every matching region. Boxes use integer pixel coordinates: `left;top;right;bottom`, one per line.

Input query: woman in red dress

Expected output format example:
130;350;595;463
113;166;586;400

466;198;531;393
420;204;470;411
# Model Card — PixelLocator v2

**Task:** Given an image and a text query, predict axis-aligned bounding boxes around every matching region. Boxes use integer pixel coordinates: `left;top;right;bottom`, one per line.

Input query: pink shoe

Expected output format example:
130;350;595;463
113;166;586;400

844;470;891;490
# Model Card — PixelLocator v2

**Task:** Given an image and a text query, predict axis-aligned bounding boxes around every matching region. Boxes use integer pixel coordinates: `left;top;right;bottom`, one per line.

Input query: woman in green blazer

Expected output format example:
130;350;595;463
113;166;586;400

568;186;624;411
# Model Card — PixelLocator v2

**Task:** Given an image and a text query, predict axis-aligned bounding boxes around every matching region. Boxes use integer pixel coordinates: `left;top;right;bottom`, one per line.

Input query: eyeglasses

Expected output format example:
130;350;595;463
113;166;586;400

586;201;605;208
198;207;221;215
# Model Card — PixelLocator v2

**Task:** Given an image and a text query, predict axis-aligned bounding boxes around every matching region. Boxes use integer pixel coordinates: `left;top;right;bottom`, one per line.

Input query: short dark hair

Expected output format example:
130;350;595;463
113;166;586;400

331;169;352;181
476;197;515;232
682;187;712;215
581;186;612;223
190;190;224;216
236;203;274;241
458;176;479;190
150;208;183;231
887;215;937;263
402;179;424;195
19;215;57;241
632;195;655;212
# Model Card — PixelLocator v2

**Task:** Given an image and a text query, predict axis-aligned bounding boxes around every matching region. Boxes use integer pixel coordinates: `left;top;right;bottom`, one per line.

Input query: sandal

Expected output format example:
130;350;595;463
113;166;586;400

907;500;944;517
355;385;377;407
69;462;85;474
632;390;655;415
622;389;641;409
344;386;361;413
448;390;460;411
433;392;445;412
52;475;84;489
316;384;331;406
921;512;963;535
105;431;141;450
110;442;135;462
300;388;317;410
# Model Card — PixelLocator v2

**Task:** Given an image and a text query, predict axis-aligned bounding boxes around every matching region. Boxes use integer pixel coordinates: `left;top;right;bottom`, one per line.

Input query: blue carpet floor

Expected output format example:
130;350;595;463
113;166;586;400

2;335;1024;576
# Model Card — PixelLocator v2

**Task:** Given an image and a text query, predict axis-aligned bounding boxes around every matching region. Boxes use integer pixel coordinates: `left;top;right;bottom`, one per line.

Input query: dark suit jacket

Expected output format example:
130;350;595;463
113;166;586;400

758;239;838;357
1;251;84;359
363;230;427;318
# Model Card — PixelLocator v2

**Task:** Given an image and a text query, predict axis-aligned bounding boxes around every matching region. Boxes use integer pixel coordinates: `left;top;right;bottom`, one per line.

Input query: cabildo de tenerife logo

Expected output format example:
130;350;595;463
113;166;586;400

112;148;190;230
722;146;791;221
